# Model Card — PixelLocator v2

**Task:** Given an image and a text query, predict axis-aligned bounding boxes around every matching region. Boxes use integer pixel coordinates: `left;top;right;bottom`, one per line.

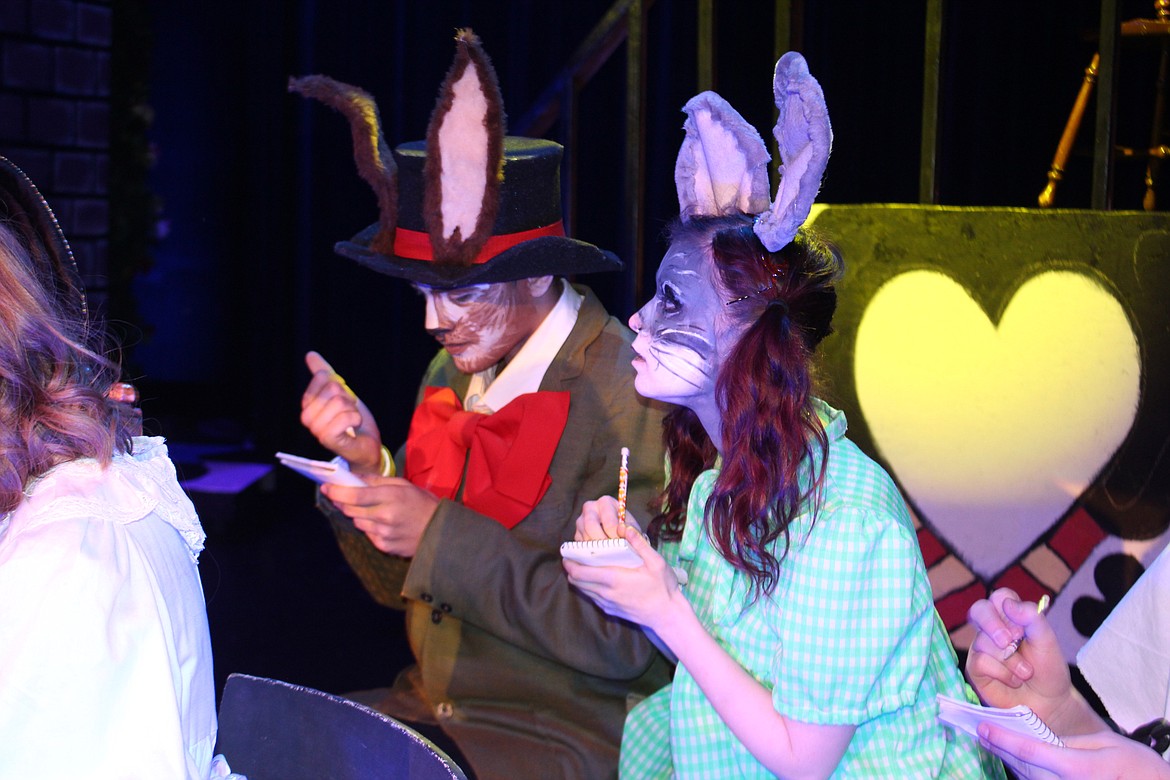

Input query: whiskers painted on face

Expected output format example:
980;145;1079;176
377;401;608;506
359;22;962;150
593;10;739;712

647;328;714;389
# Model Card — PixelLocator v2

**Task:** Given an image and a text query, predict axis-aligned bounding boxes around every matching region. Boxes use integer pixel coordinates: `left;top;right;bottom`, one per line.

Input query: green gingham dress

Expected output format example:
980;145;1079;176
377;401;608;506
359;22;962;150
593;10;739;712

619;401;1004;779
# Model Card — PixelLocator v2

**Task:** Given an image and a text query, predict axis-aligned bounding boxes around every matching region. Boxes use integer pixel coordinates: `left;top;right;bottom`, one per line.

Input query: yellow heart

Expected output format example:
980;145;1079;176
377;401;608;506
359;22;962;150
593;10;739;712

855;270;1139;578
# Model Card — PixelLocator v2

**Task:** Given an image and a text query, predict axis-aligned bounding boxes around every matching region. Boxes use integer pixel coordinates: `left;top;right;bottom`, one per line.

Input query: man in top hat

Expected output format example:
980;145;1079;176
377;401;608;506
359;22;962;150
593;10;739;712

291;31;671;779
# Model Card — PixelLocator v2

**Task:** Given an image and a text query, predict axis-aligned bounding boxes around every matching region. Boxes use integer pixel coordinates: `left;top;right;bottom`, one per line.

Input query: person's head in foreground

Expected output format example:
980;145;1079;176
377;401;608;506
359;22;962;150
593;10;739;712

0;158;135;508
0;155;219;779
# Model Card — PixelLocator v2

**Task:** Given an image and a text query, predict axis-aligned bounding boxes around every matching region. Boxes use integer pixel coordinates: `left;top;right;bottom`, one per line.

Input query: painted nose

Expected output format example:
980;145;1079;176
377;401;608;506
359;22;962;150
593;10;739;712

423;293;440;331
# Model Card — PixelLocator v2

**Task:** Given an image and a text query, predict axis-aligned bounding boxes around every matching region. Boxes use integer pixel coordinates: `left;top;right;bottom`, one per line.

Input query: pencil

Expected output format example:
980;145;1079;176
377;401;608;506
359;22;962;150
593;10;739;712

1002;593;1051;660
616;447;630;534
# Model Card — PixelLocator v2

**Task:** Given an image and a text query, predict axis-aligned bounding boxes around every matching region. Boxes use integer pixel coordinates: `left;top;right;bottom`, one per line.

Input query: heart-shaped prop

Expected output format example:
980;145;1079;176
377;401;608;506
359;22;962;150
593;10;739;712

855;269;1140;578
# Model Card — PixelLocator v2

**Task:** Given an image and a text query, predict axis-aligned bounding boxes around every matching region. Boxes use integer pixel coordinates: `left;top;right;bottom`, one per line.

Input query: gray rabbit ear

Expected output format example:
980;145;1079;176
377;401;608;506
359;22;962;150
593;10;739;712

753;51;832;252
674;91;771;220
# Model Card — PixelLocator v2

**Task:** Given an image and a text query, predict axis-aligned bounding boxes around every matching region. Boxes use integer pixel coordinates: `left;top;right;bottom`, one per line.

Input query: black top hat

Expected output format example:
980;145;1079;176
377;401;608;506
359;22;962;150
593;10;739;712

0;156;87;320
335;137;620;287
291;29;620;290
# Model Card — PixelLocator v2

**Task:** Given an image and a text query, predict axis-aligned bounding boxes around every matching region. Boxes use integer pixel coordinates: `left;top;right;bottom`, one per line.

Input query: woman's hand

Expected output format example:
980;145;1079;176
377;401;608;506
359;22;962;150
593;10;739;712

574;495;643;541
978;721;1170;780
564;525;682;634
966;588;1105;736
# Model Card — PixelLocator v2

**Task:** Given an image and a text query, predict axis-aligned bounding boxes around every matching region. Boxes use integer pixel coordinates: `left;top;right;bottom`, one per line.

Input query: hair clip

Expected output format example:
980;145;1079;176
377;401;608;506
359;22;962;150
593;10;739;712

725;258;785;305
725;277;780;306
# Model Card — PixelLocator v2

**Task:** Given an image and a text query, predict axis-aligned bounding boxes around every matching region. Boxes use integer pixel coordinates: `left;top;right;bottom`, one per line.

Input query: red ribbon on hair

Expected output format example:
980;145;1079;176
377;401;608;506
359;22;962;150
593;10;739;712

404;386;570;528
393;221;566;264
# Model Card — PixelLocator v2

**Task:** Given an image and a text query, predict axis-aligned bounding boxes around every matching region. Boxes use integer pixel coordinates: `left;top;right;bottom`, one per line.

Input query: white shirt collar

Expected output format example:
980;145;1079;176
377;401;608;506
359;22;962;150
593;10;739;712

464;283;583;413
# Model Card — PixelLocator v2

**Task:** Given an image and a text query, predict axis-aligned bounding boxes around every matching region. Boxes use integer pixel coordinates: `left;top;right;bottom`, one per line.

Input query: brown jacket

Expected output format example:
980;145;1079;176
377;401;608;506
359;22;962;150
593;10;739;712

324;286;673;779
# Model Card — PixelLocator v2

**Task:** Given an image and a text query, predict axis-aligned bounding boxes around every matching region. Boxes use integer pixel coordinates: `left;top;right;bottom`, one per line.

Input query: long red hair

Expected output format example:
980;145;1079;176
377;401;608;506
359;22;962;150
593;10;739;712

648;214;843;599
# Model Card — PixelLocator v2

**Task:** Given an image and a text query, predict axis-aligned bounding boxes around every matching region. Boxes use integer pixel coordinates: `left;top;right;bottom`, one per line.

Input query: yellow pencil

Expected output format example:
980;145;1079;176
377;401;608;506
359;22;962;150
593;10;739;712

616;447;630;534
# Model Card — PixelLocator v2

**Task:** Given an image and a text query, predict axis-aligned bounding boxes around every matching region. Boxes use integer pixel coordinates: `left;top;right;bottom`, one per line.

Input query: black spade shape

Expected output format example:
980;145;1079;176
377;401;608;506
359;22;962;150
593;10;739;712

1071;552;1147;639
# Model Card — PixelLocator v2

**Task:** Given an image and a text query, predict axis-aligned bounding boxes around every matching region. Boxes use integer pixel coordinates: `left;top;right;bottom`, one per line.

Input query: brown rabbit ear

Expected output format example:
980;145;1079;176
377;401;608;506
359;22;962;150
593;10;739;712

288;75;397;255
423;28;506;266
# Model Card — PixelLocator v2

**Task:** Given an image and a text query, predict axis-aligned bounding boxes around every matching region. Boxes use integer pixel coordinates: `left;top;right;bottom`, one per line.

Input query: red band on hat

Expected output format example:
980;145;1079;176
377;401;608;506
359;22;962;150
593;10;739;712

393;221;566;263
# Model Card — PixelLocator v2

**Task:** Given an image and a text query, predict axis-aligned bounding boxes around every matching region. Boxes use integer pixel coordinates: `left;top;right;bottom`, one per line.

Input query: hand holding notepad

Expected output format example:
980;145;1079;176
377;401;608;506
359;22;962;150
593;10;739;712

938;693;1068;777
560;537;644;567
937;693;1064;746
560;446;688;584
559;537;690;586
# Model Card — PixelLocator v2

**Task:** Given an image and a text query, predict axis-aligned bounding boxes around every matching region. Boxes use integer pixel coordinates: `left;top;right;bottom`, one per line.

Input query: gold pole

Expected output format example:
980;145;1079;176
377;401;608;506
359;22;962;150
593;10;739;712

1039;54;1100;208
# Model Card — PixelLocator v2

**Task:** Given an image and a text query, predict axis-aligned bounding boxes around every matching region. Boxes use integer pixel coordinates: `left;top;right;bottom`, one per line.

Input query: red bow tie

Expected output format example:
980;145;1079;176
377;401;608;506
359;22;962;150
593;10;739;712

404;386;570;528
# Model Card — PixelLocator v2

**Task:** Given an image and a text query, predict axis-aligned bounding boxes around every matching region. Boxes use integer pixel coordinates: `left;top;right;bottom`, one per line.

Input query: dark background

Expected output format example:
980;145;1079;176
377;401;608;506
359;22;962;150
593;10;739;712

135;0;1170;700
133;0;1163;457
5;0;1168;702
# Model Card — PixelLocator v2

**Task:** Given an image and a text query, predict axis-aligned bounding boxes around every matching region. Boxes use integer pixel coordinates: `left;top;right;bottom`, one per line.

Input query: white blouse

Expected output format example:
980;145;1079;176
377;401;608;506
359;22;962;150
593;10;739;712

0;437;217;779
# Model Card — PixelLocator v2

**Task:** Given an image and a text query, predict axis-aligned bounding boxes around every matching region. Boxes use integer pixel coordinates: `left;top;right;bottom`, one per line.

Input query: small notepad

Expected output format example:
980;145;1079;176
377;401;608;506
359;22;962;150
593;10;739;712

560;538;689;584
276;451;367;487
560;538;644;568
937;693;1065;747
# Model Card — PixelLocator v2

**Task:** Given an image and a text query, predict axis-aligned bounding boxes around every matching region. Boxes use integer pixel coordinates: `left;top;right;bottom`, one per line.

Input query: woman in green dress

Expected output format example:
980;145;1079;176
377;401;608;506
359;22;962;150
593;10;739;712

563;52;1003;779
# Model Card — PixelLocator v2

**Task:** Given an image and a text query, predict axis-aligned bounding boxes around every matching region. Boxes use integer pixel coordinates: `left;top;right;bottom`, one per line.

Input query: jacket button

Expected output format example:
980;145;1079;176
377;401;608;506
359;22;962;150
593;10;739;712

420;592;433;603
435;701;454;719
440;602;452;613
431;609;442;624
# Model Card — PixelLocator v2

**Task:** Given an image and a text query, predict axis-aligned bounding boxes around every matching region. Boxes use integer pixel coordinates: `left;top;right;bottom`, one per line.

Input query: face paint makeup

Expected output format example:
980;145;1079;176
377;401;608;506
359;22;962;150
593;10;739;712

416;280;546;374
628;238;740;412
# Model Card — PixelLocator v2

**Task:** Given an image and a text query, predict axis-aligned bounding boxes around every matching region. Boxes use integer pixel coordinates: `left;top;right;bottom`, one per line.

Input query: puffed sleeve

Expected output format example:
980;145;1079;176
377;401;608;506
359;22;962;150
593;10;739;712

769;505;935;724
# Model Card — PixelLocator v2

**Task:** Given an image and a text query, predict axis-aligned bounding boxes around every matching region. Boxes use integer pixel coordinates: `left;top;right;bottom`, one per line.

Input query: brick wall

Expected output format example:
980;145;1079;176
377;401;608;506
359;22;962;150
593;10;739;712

0;0;112;311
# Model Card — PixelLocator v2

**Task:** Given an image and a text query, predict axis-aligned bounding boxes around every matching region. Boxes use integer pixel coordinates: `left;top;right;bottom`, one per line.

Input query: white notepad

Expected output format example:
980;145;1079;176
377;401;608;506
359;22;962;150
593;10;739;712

560;538;644;567
276;452;367;487
559;538;689;585
937;693;1065;747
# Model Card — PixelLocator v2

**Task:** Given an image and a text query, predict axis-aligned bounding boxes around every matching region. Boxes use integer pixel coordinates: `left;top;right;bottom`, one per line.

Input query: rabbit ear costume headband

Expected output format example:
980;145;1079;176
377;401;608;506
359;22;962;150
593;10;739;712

674;51;832;252
289;29;620;288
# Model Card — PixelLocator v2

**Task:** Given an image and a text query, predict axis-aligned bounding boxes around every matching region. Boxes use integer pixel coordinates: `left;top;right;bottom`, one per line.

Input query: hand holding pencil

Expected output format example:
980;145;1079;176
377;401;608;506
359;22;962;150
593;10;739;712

566;448;690;587
965;589;1088;737
571;447;636;542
